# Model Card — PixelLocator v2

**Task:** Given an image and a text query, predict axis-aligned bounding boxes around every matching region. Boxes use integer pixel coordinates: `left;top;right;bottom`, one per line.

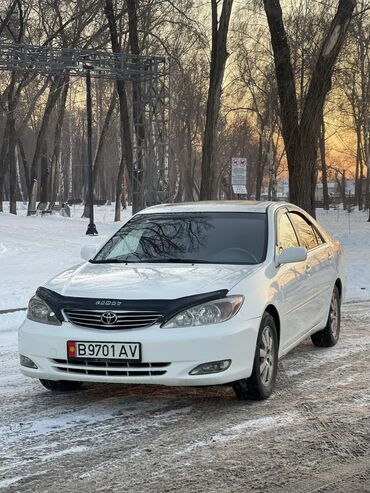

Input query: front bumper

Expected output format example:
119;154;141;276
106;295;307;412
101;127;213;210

18;316;261;386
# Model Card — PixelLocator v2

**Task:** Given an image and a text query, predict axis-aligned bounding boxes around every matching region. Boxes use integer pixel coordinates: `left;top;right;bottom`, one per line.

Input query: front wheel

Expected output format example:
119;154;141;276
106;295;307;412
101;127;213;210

39;379;83;392
232;313;278;401
311;286;341;347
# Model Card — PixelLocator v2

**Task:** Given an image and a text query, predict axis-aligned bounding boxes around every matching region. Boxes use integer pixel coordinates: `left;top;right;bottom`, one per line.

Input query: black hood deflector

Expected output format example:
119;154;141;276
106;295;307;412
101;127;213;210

36;286;229;325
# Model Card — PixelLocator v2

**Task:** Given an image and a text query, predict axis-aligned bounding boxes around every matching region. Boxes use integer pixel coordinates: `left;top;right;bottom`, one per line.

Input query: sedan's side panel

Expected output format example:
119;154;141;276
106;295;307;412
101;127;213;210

229;204;344;358
273;261;307;350
304;244;336;331
228;258;306;357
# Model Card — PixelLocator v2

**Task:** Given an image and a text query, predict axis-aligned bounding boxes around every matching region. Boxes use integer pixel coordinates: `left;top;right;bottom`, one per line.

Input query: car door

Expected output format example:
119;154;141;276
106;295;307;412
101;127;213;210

274;209;308;350
288;211;335;336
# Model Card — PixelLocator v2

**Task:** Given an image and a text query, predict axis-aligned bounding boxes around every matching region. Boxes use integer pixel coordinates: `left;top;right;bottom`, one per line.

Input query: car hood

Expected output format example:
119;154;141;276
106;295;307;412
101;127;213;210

44;262;260;300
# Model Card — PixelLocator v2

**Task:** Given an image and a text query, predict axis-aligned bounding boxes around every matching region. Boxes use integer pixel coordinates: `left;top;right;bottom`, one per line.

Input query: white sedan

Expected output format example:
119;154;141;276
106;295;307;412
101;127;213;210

19;201;344;400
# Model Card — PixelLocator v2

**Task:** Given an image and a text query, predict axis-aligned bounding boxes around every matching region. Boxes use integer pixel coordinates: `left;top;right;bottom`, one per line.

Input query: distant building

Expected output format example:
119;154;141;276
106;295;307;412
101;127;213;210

261;178;356;203
261;178;289;200
315;182;337;201
345;180;355;195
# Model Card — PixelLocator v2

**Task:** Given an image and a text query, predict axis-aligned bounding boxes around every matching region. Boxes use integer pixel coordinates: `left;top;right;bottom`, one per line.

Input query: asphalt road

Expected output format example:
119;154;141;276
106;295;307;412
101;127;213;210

1;301;369;492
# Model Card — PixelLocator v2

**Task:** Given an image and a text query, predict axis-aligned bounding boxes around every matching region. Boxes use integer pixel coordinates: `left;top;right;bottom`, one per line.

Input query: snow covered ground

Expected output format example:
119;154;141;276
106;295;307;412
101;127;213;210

0;203;129;311
0;203;369;491
1;203;370;309
317;208;370;301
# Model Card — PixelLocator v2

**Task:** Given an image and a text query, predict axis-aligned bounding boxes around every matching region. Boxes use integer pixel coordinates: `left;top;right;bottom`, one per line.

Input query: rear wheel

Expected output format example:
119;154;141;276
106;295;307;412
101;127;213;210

311;286;341;347
232;313;278;401
39;379;83;392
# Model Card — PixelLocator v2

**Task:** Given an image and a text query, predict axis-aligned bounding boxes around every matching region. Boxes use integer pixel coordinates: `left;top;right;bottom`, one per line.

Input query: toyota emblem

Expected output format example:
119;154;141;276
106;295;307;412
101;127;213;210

101;312;118;325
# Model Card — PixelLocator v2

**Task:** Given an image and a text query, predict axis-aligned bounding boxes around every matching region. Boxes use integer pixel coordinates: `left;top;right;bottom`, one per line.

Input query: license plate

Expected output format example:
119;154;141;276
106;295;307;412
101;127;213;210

67;341;141;361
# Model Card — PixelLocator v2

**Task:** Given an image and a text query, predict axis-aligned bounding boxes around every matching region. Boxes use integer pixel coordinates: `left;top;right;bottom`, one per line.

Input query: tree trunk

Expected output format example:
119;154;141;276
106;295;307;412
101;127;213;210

263;0;355;215
359;160;364;211
27;76;66;214
200;0;234;200
40;142;49;204
115;155;125;221
319;118;330;210
255;134;264;200
49;78;69;204
355;121;362;209
357;12;370;218
82;91;117;217
267;104;276;201
15;144;25;203
126;0;146;213
342;169;346;210
67;93;73;201
183;123;195;200
366;165;370;219
16;137;30;197
104;0;133;221
0;122;10;212
7;73;17;214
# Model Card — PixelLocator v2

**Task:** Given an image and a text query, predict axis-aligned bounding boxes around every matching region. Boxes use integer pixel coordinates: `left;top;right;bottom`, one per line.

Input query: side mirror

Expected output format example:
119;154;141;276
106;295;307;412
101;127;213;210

276;246;307;266
81;244;98;261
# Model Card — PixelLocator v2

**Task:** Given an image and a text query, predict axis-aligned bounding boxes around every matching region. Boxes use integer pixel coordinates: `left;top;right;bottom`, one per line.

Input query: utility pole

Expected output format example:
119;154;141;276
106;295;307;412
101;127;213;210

84;66;98;235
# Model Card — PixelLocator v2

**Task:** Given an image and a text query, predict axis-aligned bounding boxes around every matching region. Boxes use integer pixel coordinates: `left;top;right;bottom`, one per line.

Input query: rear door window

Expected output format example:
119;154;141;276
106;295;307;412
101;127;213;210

288;212;319;250
277;213;299;253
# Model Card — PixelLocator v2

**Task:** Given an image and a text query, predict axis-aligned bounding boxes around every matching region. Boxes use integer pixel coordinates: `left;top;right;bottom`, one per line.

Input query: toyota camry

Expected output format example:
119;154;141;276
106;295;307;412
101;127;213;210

18;201;344;400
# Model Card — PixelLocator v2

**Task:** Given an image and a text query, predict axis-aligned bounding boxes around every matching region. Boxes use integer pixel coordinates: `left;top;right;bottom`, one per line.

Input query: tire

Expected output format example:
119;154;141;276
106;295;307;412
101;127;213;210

311;286;341;348
232;312;278;401
39;379;83;392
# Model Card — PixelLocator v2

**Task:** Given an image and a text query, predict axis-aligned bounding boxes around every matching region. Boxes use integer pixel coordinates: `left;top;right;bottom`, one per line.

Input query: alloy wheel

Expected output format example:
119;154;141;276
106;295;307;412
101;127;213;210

330;293;339;338
259;325;275;385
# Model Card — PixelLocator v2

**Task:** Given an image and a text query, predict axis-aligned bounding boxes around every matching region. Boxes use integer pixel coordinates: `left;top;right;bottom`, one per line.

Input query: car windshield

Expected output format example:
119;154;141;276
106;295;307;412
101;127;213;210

92;212;267;265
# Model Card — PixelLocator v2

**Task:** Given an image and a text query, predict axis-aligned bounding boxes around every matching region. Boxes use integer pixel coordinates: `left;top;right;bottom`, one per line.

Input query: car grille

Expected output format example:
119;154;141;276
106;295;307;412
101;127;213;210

50;359;170;377
64;309;162;330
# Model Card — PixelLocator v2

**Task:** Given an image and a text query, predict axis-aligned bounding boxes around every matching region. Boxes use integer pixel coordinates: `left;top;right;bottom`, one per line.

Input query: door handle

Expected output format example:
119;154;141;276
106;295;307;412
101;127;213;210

305;263;312;274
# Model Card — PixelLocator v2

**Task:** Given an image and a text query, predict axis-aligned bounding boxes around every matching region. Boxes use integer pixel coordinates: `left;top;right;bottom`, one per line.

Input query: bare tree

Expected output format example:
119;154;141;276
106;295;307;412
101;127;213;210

104;0;134;221
263;0;356;215
200;0;234;200
319;116;330;210
126;0;146;213
27;75;67;214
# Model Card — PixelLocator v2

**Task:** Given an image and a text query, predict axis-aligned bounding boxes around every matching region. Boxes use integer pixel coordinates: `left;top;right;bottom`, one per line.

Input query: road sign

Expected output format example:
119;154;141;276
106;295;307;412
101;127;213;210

232;157;247;195
232;185;247;194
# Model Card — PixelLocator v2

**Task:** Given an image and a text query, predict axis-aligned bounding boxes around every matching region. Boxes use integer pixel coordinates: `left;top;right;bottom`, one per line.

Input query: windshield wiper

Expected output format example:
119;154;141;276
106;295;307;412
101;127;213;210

90;259;137;264
140;258;214;264
90;258;215;264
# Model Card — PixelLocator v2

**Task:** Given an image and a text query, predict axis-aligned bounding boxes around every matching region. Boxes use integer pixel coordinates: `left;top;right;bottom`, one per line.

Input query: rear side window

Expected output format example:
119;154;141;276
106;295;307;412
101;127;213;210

277;213;299;253
312;227;325;246
288;212;321;250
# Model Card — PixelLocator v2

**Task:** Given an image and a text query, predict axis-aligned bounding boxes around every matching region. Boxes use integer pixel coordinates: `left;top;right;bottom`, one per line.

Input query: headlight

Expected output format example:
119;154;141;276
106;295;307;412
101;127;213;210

162;295;244;328
27;295;61;326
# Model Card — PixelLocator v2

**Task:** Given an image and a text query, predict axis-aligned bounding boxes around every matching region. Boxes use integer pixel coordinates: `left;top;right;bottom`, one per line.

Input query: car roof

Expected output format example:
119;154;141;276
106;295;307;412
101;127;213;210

138;200;281;215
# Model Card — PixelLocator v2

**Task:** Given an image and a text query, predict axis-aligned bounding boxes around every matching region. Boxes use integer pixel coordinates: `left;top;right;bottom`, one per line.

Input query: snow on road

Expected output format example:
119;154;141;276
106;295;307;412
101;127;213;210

0;302;369;492
0;205;370;491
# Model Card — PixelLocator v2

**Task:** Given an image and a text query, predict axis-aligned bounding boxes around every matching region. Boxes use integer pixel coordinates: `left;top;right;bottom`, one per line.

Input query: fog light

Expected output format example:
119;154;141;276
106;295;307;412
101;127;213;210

20;355;38;369
189;359;231;375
